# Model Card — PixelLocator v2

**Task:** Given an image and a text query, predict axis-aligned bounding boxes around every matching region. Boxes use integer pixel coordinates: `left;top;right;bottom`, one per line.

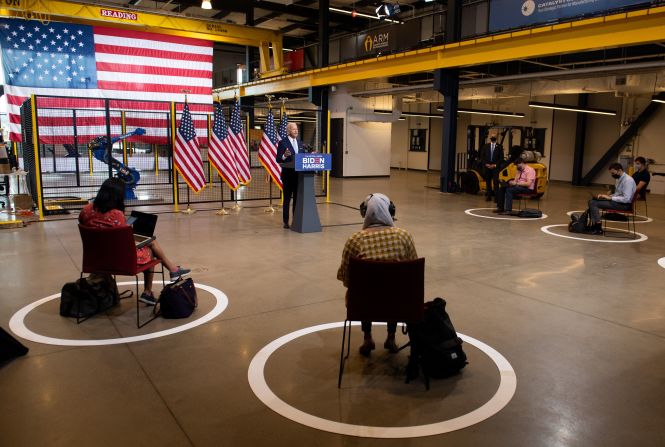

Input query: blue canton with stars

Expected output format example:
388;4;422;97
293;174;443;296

212;103;228;140
230;99;244;136
179;103;197;142
278;109;288;141
264;109;279;145
0;19;97;88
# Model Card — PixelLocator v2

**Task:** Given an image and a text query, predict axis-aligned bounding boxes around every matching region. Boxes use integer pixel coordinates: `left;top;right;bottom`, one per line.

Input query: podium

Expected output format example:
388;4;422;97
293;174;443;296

281;153;332;233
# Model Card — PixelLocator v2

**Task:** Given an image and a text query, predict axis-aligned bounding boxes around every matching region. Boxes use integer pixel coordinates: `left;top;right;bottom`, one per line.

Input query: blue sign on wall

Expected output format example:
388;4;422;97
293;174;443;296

295;153;332;172
489;0;653;33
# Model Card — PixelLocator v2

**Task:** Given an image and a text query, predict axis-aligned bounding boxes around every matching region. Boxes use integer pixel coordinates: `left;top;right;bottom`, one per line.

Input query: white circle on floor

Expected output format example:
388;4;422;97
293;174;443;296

248;321;516;438
565;210;652;223
658;257;665;269
465;208;547;220
540;224;647;243
8;282;228;346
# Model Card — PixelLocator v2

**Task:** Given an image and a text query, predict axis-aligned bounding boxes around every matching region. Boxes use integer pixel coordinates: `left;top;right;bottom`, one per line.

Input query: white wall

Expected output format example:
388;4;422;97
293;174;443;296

390;118;408;169
344;122;392;176
549;95;578;182
631;97;665;161
329;85;392;177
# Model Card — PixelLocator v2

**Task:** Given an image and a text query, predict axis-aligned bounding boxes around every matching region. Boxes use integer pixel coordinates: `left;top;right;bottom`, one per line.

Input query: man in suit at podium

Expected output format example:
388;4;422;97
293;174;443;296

480;135;504;202
276;122;308;229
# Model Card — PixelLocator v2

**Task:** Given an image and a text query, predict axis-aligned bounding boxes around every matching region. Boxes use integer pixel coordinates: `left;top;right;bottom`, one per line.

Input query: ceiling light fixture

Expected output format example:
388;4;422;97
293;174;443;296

528;101;616;116
374;110;442;118
201;0;212;10
434;106;525;118
329;7;402;24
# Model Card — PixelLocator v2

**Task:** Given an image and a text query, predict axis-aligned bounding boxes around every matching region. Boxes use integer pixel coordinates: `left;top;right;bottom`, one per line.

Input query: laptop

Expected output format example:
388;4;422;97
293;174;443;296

126;211;157;249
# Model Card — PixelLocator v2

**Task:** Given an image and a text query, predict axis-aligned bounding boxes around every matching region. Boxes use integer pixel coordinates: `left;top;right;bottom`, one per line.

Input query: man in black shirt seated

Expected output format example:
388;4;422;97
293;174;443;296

632;156;650;200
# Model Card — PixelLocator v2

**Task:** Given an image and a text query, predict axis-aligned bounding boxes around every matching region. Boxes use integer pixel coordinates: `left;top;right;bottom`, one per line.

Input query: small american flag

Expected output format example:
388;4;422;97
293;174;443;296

227;99;252;185
259;109;283;190
174;103;206;193
278;106;289;140
209;103;240;190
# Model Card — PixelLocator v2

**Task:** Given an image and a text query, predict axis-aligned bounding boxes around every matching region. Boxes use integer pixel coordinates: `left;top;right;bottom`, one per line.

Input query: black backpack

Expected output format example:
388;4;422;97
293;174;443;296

60;274;120;318
407;298;467;383
568;210;590;233
518;208;543;218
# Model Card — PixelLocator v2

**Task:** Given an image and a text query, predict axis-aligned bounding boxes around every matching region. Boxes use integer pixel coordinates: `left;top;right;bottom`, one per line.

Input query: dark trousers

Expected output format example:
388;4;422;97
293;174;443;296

281;170;298;225
362;321;397;334
497;185;533;211
588;199;631;223
483;167;499;197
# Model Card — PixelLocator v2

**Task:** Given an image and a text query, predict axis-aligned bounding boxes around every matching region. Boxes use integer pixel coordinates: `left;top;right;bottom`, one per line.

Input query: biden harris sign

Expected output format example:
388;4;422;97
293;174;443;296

295;153;332;172
488;0;653;33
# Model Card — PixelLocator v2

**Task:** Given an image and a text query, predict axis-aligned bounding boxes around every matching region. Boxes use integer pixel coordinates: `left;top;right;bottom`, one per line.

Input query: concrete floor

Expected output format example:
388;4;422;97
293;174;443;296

1;170;664;447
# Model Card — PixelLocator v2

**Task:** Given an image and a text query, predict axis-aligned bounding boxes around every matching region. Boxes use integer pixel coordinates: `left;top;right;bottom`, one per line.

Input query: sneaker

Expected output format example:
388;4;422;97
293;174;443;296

138;292;157;306
170;266;191;280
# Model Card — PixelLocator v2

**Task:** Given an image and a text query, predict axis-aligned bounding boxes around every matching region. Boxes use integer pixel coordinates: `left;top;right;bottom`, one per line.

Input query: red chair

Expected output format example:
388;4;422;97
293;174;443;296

602;193;638;239
79;224;165;328
338;257;425;388
515;177;541;211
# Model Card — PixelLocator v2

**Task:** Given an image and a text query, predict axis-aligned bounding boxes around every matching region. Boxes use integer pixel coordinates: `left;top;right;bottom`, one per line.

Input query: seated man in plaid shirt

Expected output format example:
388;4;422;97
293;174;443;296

337;193;418;356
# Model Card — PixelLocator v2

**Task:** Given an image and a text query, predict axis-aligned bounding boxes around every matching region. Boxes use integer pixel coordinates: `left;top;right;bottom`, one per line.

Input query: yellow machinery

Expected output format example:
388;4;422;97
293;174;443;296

461;158;548;197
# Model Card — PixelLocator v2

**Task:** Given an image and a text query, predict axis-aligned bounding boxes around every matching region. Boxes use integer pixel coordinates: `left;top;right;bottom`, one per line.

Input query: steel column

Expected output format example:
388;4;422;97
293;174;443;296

572;94;588;186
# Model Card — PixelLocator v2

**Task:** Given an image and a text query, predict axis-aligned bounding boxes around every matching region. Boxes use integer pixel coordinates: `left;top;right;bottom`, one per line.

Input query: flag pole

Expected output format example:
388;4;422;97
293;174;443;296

264;94;276;214
180;90;196;215
216;176;229;215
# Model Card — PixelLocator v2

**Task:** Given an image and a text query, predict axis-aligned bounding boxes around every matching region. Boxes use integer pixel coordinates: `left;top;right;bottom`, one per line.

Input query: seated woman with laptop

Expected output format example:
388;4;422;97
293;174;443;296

79;178;190;305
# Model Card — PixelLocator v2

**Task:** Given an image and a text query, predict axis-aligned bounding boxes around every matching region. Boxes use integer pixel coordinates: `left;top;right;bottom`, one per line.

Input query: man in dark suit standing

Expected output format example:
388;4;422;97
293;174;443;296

480;135;503;201
276;122;306;228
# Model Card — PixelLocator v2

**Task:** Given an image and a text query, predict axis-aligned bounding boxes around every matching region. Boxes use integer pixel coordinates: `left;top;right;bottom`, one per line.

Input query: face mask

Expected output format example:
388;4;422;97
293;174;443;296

611;173;621;179
634;164;642;171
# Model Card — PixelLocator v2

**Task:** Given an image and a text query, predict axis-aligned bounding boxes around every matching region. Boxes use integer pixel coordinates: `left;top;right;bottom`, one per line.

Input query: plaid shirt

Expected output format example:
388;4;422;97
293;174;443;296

337;227;418;287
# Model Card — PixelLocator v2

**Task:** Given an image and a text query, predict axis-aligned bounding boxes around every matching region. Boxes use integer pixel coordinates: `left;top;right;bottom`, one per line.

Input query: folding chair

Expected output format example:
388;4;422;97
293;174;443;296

602;193;638;239
79;224;165;328
516;177;541;211
338;257;425;388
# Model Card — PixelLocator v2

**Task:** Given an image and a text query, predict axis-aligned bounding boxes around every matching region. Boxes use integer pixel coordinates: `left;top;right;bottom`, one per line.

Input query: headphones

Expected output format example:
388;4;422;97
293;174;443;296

359;194;396;218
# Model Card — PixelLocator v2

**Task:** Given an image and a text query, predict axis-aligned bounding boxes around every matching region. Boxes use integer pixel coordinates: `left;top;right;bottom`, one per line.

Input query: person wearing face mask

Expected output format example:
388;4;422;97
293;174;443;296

480;135;504;202
337;193;418;357
495;158;536;214
587;163;637;234
632;156;650;200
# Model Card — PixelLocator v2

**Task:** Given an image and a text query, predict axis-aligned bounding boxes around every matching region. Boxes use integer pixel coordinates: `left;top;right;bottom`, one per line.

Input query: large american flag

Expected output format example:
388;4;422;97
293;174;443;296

208;103;240;190
227;99;251;185
0;18;212;143
258;108;283;190
174;103;206;193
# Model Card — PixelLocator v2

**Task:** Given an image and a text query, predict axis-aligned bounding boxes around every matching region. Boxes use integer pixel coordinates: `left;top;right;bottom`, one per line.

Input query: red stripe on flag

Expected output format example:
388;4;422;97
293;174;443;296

96;62;212;79
97;81;211;96
94;26;214;48
94;44;213;63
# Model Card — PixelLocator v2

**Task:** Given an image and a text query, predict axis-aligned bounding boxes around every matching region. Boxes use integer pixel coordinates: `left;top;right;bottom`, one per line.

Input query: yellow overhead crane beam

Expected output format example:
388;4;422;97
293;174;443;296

0;0;286;78
215;6;665;99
